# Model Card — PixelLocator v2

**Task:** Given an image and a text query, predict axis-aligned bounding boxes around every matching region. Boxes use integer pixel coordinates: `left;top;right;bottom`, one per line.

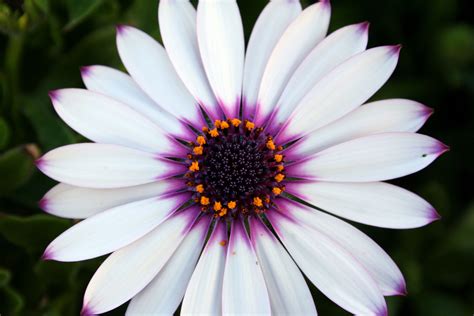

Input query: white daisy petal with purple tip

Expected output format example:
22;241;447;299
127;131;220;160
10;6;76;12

126;215;210;315
159;0;221;119
288;98;433;157
50;88;182;154
255;0;331;125
80;65;191;139
287;132;448;182
242;0;301;118
82;208;199;315
116;25;204;127
286;181;440;228
37;1;447;315
277;45;401;143
222;219;271;315
43;193;189;262
40;179;183;219
37;143;185;189
267;210;388;315
267;21;369;133
197;0;244;118
278;199;406;296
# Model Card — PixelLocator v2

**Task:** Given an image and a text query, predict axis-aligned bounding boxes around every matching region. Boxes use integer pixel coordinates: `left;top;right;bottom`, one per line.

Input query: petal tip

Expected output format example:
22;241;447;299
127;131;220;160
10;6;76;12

389;44;402;55
320;0;331;7
435;142;450;156
48;90;60;101
38;197;49;211
41;249;53;261
358;21;370;32
116;24;129;35
81;305;95;316
35;157;45;169
80;66;92;77
395;281;408;296
429;208;442;222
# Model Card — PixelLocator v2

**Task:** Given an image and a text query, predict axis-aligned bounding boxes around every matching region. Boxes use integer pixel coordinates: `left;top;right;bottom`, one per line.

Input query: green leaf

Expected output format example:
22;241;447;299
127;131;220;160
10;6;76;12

0;116;10;149
0;145;38;195
0;214;71;254
64;0;104;31
0;267;11;288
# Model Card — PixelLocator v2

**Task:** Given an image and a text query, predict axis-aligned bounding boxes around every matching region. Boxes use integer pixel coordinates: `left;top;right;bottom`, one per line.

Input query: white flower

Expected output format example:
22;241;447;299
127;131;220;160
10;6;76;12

37;0;448;315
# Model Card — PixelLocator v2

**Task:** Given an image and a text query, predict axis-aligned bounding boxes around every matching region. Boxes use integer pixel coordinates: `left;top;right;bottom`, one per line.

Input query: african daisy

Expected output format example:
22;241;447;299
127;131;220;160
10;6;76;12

37;0;448;315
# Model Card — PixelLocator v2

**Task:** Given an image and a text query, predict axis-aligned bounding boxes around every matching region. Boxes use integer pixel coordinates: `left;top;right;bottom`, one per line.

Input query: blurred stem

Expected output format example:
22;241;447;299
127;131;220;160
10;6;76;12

4;33;25;142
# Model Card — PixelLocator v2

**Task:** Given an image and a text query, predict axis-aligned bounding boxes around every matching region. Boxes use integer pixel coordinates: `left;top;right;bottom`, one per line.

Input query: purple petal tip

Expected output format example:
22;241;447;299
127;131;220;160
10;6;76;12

436;142;450;155
81;305;95;316
116;24;127;34
390;44;403;54
35;158;44;169
38;198;48;211
80;66;91;77
48;90;60;101
41;249;52;261
396;281;408;296
358;21;370;32
429;208;442;222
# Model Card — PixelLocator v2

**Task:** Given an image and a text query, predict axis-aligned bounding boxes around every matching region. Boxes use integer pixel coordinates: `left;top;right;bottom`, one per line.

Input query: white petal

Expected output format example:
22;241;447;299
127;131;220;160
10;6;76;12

279;199;406;296
268;22;369;133
288;132;448;182
37;143;184;189
126;216;210;315
50;89;181;155
267;210;387;315
289;99;433;157
286;181;440;228
182;220;227;315
277;46;401;143
255;1;331;125
159;0;221;119
44;193;189;262
197;0;244;118
242;0;301;118
116;25;203;126
249;217;317;315
82;208;199;315
41;179;183;219
81;65;190;139
222;219;271;315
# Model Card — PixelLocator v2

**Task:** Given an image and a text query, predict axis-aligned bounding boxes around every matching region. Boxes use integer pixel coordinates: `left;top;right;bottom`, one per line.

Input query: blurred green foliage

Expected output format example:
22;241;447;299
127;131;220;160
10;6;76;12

0;0;472;315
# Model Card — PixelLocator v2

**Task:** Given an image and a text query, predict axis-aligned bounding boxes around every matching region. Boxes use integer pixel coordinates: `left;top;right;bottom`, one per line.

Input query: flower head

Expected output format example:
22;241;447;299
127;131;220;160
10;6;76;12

37;0;447;315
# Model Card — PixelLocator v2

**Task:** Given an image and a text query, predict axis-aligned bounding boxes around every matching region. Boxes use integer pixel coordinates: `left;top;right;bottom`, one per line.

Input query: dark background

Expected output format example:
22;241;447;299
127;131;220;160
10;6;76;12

0;0;472;315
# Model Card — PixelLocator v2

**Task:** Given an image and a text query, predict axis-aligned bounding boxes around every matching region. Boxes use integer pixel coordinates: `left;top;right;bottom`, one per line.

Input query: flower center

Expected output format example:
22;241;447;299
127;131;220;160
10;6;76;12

185;119;285;218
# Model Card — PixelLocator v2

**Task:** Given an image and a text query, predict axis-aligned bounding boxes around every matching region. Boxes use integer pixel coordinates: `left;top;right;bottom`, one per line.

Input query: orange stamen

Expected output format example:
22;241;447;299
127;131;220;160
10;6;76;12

196;136;206;145
196;184;204;193
227;201;237;209
200;196;210;205
193;146;203;155
277;165;284;172
189;161;199;172
253;196;263;207
213;201;222;211
220;121;229;129
214;120;221;128
231;118;241;127
266;139;276;150
272;187;282;195
245;121;255;130
274;154;283;162
209;128;219;137
274;173;285;182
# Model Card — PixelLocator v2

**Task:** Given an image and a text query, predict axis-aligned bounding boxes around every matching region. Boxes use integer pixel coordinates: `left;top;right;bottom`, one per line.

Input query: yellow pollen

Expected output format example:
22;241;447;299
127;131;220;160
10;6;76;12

209;128;219;137
277;165;284;171
189;161;199;172
266;139;276;150
200;196;210;205
196;184;204;193
272;187;282;195
275;173;285;182
227;201;237;209
220;121;230;129
196;136;206;145
218;208;227;217
245;121;255;130
213;201;222;211
193;146;203;155
274;154;283;162
253;197;263;207
214;120;221;128
231;118;241;127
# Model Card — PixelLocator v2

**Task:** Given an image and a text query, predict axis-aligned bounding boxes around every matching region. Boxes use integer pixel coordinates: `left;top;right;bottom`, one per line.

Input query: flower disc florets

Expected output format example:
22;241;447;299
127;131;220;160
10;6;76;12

185;118;285;218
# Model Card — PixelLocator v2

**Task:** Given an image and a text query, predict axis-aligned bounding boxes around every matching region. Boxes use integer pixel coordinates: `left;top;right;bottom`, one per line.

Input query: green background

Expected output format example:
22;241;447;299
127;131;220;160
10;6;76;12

0;0;472;315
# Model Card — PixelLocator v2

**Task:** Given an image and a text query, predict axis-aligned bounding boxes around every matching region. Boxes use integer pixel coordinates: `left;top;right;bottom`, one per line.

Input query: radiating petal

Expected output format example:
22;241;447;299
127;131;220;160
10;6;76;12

278;199;406;295
50;89;182;155
36;143;185;189
197;0;244;118
286;181;440;228
81;65;191;139
277;45;401;143
222;219;271;315
41;179;183;219
268;22;369;133
182;220;227;315
288;99;433;157
126;216;210;315
82;208;199;315
44;193;189;262
255;1;331;125
288;132;448;182
267;210;387;315
250;217;317;315
159;0;220;118
242;0;301;118
116;25;204;126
